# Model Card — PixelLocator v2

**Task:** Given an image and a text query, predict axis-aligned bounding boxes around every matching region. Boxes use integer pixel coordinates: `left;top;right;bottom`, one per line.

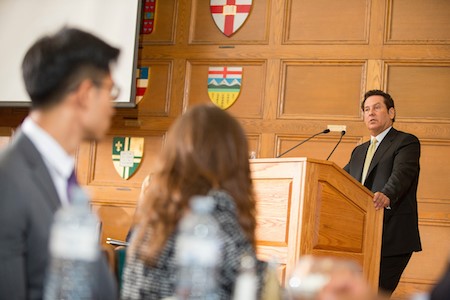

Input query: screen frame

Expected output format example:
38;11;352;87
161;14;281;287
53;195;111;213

0;0;142;108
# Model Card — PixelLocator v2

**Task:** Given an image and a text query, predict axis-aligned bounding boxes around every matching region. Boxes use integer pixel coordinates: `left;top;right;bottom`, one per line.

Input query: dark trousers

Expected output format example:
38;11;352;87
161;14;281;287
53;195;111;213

379;253;412;297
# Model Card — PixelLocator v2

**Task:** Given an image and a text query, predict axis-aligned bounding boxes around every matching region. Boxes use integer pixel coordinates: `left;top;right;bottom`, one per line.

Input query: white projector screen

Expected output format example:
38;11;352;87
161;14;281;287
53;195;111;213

0;0;141;107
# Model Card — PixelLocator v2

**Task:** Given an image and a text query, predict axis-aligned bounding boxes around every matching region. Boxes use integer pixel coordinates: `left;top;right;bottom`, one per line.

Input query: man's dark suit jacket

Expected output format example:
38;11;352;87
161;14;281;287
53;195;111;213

0;131;117;300
344;127;422;257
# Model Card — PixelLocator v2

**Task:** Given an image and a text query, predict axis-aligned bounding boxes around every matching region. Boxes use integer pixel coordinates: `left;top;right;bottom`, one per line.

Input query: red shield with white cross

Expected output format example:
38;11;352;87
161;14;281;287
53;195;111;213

210;0;253;37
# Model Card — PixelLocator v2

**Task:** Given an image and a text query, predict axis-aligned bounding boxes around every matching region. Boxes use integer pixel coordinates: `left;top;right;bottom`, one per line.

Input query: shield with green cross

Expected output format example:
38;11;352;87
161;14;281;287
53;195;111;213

112;137;144;179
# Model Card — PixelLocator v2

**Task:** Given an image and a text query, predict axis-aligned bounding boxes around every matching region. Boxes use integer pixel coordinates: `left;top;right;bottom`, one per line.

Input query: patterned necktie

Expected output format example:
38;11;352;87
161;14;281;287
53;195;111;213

67;170;78;203
361;138;378;184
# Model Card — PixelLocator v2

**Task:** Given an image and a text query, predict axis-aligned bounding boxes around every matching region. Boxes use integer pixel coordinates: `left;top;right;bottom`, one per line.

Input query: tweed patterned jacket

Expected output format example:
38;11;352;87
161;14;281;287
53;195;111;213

121;190;267;300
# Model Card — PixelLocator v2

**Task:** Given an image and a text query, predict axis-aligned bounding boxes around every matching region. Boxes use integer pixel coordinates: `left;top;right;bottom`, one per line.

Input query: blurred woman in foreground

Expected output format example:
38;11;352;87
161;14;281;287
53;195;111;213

121;104;267;299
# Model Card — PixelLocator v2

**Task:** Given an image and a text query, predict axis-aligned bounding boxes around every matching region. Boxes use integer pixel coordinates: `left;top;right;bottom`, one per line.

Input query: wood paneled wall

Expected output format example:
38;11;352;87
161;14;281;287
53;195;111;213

0;0;449;298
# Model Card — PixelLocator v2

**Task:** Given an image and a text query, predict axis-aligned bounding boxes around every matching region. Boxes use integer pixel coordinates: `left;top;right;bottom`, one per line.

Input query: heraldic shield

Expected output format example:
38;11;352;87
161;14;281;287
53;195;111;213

208;66;242;110
210;0;253;37
141;0;156;34
112;137;144;180
136;66;150;104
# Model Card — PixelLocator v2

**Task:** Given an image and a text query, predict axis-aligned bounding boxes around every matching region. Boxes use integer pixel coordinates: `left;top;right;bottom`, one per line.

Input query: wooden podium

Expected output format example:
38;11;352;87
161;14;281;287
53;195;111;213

251;157;383;290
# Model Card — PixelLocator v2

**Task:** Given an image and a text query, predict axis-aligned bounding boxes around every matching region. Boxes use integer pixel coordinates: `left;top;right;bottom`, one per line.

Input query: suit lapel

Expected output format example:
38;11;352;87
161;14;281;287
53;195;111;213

30;162;61;212
14;131;61;211
367;128;398;178
355;141;370;182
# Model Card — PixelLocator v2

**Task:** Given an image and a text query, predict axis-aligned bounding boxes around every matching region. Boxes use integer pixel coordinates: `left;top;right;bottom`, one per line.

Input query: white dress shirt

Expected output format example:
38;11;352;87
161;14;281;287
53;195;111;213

371;126;392;150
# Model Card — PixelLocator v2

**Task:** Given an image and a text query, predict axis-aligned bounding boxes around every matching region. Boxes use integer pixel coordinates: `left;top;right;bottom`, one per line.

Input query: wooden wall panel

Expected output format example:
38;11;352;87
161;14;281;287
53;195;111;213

87;135;163;186
284;0;370;43
385;63;450;121
189;0;270;44
136;61;173;116
280;62;365;119
394;223;450;298
0;109;27;127
392;139;450;298
247;134;261;158
77;133;165;205
184;61;266;118
0;127;13;149
417;141;450;200
140;0;178;45
419;199;450;224
386;0;450;43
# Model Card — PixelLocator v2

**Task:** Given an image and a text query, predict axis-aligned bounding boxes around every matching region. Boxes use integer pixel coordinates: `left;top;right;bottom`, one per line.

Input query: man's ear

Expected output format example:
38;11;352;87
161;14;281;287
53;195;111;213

73;79;93;108
389;107;395;120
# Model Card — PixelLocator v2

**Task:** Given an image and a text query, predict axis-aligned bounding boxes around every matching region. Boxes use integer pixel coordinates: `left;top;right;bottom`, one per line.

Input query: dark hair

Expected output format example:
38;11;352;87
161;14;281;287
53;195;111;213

22;27;120;109
133;104;257;264
361;89;396;122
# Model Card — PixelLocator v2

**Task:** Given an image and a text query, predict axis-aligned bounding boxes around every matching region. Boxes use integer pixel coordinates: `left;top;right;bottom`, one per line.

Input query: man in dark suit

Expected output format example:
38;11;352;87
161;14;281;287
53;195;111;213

0;27;119;299
344;90;422;296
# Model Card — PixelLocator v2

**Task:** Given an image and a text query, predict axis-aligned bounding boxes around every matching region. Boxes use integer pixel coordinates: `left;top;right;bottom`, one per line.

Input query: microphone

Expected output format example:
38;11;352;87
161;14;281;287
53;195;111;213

277;129;330;158
326;130;346;160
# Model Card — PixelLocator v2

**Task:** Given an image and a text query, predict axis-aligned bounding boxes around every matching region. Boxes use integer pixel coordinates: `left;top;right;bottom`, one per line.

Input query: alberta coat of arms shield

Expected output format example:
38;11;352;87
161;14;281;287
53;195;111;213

208;66;242;109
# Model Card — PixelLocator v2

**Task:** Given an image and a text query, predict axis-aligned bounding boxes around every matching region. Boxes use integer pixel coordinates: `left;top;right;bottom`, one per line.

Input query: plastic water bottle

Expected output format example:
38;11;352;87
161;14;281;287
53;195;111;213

175;195;222;300
232;255;258;300
43;186;100;300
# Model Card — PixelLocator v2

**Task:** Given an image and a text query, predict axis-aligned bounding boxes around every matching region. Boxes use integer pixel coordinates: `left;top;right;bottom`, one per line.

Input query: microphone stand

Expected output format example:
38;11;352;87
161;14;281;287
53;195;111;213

277;129;330;158
326;130;346;160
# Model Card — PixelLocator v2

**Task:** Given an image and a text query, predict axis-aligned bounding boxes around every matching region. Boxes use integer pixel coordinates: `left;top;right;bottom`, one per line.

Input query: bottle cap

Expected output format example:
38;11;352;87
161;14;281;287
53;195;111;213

70;186;90;206
190;195;215;213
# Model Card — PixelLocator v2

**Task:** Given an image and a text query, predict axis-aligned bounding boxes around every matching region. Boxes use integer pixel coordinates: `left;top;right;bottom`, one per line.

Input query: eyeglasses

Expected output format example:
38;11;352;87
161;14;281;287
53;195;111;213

96;82;121;100
109;84;121;100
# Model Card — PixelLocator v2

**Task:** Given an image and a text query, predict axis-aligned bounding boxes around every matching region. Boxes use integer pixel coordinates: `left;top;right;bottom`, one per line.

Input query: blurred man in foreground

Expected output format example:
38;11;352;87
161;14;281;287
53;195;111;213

0;27;119;299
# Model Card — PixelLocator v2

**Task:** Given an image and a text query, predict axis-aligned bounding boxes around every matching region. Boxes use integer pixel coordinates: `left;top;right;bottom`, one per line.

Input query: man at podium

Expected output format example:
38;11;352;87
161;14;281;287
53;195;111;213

344;90;422;296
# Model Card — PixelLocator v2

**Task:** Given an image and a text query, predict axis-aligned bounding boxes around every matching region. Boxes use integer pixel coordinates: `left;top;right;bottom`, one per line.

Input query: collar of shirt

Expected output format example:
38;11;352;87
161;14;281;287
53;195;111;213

21;117;75;204
371;126;392;149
